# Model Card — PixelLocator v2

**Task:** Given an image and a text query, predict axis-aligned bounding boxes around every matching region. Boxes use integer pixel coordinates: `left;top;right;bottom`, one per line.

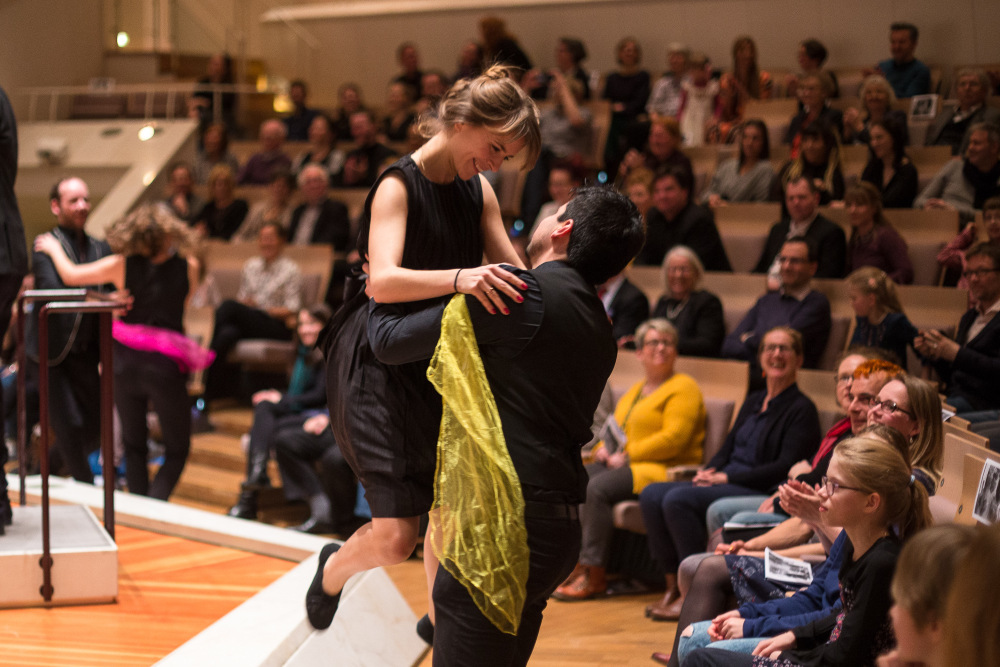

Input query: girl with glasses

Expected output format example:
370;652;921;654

685;435;931;667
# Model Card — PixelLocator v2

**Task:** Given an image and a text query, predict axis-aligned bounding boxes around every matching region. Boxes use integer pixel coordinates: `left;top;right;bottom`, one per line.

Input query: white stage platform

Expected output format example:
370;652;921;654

8;474;428;667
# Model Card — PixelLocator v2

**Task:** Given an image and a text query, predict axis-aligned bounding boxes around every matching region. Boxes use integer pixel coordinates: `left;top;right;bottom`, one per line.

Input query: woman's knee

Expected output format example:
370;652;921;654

371;518;419;564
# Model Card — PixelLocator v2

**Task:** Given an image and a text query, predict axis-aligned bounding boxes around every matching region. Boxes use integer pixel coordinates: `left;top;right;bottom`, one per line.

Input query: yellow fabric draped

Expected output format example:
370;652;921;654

425;294;529;635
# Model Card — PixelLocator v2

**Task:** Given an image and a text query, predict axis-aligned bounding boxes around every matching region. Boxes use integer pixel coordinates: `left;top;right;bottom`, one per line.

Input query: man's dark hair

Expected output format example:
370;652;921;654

653;163;693;196
783;235;818;263
290;79;308;95
560;185;644;285
966;242;1000;270
785;174;820;196
800;39;828;66
891;22;919;42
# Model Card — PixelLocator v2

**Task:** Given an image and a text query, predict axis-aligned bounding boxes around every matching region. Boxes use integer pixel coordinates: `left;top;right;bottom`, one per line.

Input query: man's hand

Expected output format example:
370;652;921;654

252;389;282;406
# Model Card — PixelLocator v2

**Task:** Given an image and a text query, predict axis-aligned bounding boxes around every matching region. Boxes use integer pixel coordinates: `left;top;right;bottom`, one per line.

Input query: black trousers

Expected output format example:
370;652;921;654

115;345;191;500
432;511;581;667
0;272;21;499
27;349;102;483
205;300;292;400
246;401;307;479
273;422;357;528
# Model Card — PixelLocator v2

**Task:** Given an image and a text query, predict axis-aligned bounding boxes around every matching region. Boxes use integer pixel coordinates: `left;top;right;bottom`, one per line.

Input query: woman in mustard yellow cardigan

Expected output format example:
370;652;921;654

553;318;706;601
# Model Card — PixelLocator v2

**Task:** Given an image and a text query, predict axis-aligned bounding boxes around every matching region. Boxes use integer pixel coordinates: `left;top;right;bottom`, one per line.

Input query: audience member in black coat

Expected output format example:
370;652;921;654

598;271;650;347
288;165;350;248
756;177;847;285
784;72;844;154
651;246;725;357
336;110;397;189
636;165;730;271
860;116;918;209
193;163;248;240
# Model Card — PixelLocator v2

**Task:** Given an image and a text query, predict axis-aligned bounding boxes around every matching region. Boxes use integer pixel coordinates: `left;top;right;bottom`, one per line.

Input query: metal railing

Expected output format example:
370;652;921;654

16;289;121;603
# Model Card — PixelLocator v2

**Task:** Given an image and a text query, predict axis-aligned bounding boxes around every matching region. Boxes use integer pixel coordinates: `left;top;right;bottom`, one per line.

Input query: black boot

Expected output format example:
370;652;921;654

244;450;271;490
227;484;259;520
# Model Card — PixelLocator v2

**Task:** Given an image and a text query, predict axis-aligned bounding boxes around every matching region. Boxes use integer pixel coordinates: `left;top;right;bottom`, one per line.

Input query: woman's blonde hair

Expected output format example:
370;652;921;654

832;435;932;540
844;181;890;229
206;163;236;192
417;64;540;170
106;204;198;259
661;245;704;290
624;166;654;193
859;75;898;115
892;524;975;630
943;523;1000;667
846;266;904;314
635;318;678;349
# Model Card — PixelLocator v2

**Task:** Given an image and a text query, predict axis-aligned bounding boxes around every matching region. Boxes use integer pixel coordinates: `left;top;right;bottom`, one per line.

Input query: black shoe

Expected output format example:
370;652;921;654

291;517;336;535
227;486;258;520
0;496;11;526
416;613;434;644
306;543;342;630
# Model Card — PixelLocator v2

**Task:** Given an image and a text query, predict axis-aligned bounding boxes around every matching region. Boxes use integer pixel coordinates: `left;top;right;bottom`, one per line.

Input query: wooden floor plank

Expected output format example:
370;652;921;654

0;523;295;667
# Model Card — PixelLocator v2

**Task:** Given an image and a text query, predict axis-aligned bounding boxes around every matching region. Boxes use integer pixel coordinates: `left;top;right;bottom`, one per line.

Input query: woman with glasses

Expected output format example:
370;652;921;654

639;327;820;621
552;319;706;601
652;246;725;357
866;375;943;490
686;435;932;667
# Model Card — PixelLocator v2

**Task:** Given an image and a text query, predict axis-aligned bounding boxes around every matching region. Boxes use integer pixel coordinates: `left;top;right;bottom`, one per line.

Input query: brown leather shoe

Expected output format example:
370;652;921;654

648;593;685;621
551;565;606;601
558;562;586;589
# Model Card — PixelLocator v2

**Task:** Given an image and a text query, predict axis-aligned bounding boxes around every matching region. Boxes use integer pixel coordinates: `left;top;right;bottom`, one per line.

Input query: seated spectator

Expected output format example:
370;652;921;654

597;269;649;348
337;110;397;188
526;37;591;101
845;183;914;283
924;68;1000;156
238;119;292;185
602;37;651;175
414;71;449;119
647;43;690;119
192;164;248;240
684;435;931;667
552;319;705;601
756;177;847;283
203;222;302;402
938;195;1000;296
292;114;345;182
860;115;919;208
873;22;931;98
478;16;532;80
228;305;331;521
640;326;821;621
915;122;1000;223
275;409;361;535
846;267;917;364
777;120;845;205
283;79;321;142
785;39;838;100
679;53;719;148
730;36;772;104
161;162;203;224
392;42;423;98
331;83;366;142
189;52;237;133
915;243;1000;420
701;119;774;206
520;73;592;225
842;75;907;146
452;40;483;82
784;73;843;155
880;525;976;667
942;523;1000;667
636;165;731;271
730;237;832;370
288;165;349;248
623;166;655;223
652;245;725;357
705;73;743;145
233;169;296;243
616;115;693;189
193;122;240;185
379;82;416;144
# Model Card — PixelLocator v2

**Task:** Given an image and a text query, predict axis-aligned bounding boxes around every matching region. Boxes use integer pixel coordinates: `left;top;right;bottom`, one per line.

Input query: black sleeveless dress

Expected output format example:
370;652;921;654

323;155;484;517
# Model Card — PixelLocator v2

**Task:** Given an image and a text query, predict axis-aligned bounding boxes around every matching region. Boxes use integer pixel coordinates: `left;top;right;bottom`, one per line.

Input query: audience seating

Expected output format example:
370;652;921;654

932;430;998;524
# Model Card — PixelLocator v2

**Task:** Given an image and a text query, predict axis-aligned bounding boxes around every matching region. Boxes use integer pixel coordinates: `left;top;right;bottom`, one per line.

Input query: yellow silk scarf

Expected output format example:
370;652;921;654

426;294;529;635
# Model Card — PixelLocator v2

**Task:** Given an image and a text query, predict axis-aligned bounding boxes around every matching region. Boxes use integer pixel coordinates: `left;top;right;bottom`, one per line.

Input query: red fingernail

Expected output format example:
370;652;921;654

503;308;510;315
521;283;528;289
516;295;524;303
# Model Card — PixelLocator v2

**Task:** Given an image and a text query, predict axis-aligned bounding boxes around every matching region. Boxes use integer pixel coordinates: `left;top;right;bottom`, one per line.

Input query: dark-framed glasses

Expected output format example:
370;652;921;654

870;398;916;419
822;476;864;496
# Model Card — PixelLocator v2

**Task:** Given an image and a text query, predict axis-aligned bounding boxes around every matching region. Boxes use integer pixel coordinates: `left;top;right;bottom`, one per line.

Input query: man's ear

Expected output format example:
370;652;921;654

552;217;574;241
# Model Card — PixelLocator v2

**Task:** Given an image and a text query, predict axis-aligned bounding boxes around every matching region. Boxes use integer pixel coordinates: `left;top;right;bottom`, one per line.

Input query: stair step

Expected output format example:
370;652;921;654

187;432;246;471
170;462;244;507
